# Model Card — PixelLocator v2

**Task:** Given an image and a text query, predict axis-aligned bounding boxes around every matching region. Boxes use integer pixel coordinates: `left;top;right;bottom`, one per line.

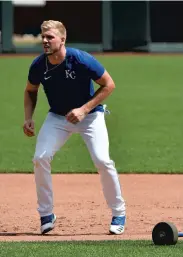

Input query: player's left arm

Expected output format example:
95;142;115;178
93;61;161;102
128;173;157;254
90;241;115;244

66;53;115;124
82;70;115;114
66;70;115;124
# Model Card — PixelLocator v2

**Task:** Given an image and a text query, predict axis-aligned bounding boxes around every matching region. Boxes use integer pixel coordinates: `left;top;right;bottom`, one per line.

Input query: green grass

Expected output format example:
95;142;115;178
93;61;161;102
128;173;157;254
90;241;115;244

0;240;183;257
0;55;183;173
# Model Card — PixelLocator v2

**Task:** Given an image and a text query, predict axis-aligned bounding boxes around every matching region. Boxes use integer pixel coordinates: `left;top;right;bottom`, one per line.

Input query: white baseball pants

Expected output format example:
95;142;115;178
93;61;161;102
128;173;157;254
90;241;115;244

33;111;126;217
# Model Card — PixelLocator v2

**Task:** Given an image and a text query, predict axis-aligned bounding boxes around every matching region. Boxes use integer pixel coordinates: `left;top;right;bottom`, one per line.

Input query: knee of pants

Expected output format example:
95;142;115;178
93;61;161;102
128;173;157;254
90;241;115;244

33;151;53;167
93;156;115;171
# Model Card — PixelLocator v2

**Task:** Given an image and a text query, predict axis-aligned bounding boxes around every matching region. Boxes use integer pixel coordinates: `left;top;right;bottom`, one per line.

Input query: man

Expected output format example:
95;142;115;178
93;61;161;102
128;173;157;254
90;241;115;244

23;20;126;235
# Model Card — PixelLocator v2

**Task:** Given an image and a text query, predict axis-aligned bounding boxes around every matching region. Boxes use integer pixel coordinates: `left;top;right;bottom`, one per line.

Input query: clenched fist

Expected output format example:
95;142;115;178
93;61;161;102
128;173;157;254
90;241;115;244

65;107;88;124
23;119;35;137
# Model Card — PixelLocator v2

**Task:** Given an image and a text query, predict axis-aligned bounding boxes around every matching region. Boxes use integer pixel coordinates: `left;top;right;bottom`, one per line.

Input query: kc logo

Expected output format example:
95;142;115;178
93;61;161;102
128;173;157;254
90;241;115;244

65;70;76;79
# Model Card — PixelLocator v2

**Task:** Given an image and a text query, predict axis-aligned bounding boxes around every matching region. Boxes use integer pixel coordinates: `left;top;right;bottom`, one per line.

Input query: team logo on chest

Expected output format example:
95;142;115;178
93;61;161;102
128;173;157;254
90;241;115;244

65;70;76;79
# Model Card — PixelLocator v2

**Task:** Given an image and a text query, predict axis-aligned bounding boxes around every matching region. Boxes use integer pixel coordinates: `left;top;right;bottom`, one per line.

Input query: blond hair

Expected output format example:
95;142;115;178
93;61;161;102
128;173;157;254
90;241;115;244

41;20;66;38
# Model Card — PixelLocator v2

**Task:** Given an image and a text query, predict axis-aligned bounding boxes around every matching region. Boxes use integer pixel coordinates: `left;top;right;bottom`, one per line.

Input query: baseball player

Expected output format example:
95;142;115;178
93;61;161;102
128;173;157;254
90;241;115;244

23;20;126;235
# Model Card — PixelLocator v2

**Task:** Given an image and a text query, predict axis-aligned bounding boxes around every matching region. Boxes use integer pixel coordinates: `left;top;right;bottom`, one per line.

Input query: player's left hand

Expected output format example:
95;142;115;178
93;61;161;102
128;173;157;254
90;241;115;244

65;108;88;124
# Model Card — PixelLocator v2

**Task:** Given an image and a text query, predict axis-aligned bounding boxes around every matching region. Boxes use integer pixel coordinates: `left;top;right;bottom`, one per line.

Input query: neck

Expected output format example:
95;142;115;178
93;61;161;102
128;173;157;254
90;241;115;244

48;46;66;65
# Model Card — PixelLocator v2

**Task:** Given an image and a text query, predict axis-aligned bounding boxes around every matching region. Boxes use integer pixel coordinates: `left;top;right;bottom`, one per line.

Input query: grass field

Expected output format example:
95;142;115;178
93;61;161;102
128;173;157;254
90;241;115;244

0;240;183;257
0;55;183;173
1;54;183;256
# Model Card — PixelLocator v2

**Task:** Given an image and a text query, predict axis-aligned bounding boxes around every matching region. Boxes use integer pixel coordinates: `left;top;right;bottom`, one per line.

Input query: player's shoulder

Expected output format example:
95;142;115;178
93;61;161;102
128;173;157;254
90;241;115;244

66;47;94;63
66;47;90;57
30;53;45;67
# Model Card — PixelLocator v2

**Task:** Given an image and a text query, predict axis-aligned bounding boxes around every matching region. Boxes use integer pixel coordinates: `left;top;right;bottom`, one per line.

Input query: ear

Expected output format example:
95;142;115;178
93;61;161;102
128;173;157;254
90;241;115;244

61;37;66;43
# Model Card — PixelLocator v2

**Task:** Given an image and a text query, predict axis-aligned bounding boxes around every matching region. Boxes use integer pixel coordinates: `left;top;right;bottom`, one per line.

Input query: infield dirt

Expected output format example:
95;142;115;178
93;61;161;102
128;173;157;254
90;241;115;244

0;174;183;242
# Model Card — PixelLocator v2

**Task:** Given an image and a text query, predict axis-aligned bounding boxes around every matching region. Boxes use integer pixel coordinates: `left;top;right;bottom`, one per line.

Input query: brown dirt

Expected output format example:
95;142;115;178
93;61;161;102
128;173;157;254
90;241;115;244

0;174;183;242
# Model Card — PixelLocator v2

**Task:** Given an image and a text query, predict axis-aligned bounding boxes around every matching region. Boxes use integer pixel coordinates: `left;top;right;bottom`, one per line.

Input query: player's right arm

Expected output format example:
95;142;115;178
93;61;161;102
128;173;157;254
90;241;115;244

23;81;40;137
23;56;42;137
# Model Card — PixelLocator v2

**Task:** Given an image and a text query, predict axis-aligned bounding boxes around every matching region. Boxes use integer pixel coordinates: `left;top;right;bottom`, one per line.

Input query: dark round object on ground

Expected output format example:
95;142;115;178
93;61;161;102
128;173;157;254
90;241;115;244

152;222;178;245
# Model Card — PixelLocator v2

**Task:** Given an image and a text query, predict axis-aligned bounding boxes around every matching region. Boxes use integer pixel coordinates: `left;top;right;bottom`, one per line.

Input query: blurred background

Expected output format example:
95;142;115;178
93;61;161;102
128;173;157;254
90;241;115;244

1;0;183;54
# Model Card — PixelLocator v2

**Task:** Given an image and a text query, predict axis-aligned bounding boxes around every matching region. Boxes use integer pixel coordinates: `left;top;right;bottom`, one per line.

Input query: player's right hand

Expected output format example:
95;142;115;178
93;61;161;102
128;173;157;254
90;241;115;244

23;119;35;137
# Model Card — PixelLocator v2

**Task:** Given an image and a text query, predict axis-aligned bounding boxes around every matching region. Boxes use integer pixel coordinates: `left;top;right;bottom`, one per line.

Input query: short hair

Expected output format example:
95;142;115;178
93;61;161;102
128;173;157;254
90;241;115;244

41;20;66;38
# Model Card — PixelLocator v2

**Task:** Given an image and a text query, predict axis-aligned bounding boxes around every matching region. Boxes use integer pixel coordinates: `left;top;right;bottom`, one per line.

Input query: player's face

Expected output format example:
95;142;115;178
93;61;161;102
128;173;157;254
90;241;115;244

41;29;64;55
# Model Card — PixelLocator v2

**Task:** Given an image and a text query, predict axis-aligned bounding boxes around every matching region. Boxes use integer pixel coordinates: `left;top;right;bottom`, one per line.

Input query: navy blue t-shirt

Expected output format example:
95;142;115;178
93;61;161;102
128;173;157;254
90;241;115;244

28;47;105;115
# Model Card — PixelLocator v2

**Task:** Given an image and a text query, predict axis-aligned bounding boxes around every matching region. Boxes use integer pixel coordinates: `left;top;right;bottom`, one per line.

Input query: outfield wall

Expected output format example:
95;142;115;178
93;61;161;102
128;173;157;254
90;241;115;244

1;1;183;53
